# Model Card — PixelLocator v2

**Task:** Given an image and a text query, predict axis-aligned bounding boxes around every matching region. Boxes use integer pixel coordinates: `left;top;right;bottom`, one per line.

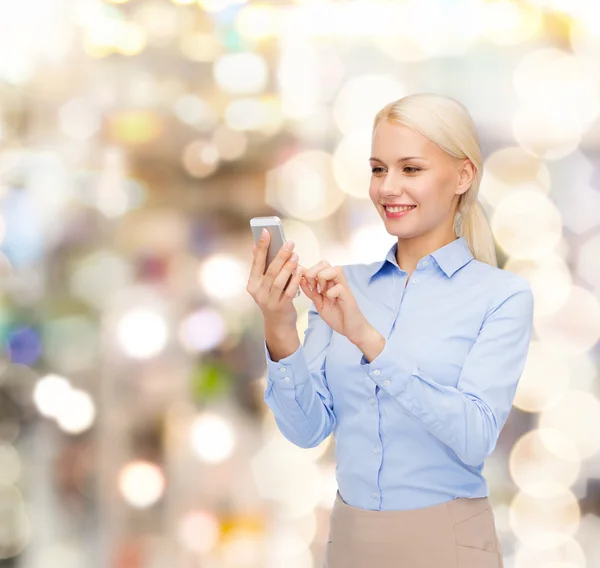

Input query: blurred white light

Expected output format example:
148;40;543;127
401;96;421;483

59;98;101;140
198;0;248;12
56;389;96;434
265;150;346;221
177;510;220;553
173;95;218;130
333;74;405;135
190;412;236;464
224;97;283;135
70;251;134;310
492;189;562;259
117;308;168;359
0;445;21;485
33;374;72;419
349;225;396;264
539;390;600;459
213;52;268;95
178;307;226;353
198;254;247;302
533;285;600;357
118;461;165;508
333;131;372;199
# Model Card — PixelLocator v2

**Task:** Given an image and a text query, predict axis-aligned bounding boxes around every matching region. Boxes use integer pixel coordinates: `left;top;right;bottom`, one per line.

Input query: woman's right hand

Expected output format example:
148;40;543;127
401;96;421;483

246;228;304;330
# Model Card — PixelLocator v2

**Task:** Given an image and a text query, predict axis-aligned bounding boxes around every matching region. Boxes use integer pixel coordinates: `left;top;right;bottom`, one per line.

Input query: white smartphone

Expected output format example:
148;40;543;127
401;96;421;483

250;216;300;298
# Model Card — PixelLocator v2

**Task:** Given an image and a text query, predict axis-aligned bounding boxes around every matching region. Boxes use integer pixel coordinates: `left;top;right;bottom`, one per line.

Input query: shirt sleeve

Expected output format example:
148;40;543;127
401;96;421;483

359;280;535;467
263;303;336;448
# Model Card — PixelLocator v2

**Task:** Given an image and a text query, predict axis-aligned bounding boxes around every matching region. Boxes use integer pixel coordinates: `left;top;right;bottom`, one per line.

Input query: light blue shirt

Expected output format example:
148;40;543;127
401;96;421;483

263;236;534;511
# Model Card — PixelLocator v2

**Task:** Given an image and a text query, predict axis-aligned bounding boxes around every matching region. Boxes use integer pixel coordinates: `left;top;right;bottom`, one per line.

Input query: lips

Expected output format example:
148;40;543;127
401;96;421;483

383;205;417;219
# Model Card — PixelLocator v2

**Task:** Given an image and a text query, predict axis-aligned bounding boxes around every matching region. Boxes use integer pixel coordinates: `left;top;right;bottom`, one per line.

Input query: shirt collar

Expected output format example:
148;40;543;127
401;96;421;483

367;236;474;282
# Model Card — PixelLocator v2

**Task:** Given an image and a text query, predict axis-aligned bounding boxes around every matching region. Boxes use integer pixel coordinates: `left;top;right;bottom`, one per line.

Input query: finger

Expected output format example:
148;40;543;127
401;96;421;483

304;260;331;291
282;263;303;301
271;251;299;298
300;276;323;311
263;240;296;291
250;228;270;282
316;267;341;295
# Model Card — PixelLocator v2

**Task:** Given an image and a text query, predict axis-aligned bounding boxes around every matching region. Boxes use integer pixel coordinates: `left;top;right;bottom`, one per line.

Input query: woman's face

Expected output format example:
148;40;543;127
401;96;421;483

368;120;474;239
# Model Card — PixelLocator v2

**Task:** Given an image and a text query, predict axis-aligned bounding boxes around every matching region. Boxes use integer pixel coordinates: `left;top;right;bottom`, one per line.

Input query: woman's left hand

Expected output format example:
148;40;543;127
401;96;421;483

300;261;373;346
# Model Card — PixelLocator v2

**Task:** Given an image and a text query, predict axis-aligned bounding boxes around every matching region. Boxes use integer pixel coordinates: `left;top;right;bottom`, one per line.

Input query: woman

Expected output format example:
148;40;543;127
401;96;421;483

246;93;534;568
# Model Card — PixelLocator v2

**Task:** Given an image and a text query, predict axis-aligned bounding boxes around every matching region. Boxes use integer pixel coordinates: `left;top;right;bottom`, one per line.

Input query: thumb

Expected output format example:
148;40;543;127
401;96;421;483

300;277;323;311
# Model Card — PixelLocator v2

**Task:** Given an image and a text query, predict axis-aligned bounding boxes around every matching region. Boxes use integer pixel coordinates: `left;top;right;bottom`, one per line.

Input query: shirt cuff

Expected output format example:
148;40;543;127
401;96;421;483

359;338;416;398
264;340;309;387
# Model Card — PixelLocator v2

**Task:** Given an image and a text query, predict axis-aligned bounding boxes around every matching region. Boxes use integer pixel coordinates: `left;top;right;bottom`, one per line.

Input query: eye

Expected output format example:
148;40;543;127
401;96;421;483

404;166;420;173
371;167;385;174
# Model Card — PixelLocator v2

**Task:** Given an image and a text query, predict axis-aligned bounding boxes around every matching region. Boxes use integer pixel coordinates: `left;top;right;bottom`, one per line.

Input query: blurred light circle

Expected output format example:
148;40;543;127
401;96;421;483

224;97;283;134
578;233;600;294
515;534;586;568
118;461;165;508
177;510;220;553
509;428;580;498
319;463;338;508
0;445;21;485
213;52;268;95
480;146;550;208
37;543;86;568
570;5;600;59
56;389;96;435
513;342;570;413
333;131;372;199
59;98;101;140
533;285;600;357
69;250;133;309
333;74;405;135
190;412;236;464
173;95;218;130
180;33;222;62
33;374;72;419
235;4;280;40
117;308;168;359
198;254;247;302
108;111;163;145
539;390;600;459
503;255;571;317
509;490;580;546
265;150;346;221
483;0;542;45
178;307;226;353
7;327;42;366
0;486;30;559
514;49;600;128
182;140;220;178
251;435;322;518
512;104;582;160
198;0;248;12
349;225;395;264
491;189;562;259
43;316;99;373
212;125;247;161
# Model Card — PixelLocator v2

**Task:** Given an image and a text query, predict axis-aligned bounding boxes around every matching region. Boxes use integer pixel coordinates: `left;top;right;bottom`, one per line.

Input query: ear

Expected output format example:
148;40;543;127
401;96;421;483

456;158;476;196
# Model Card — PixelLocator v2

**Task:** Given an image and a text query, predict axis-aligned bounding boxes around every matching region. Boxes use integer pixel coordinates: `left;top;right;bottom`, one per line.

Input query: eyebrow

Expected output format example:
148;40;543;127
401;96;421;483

369;156;428;163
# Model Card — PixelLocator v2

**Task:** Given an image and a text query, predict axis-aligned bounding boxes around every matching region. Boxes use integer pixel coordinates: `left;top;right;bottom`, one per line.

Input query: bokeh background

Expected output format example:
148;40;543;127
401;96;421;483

0;0;600;566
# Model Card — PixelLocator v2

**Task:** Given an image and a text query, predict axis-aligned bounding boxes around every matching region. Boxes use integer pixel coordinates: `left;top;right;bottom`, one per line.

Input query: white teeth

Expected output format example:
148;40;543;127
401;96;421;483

385;205;416;213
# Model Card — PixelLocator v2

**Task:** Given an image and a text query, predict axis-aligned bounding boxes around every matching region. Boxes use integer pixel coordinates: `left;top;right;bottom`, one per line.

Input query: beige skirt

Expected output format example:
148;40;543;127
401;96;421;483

324;490;504;568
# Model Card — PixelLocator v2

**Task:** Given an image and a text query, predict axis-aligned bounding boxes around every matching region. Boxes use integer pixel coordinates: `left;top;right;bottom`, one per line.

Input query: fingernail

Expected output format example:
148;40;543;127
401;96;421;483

290;252;298;262
284;240;295;250
260;228;268;239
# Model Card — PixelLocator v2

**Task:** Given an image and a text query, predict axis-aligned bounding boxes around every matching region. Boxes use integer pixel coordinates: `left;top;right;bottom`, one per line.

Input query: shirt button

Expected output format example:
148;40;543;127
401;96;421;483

369;397;375;404
423;261;428;266
412;277;419;284
372;446;379;454
372;370;380;376
279;366;286;372
371;491;377;499
383;380;390;386
284;376;291;383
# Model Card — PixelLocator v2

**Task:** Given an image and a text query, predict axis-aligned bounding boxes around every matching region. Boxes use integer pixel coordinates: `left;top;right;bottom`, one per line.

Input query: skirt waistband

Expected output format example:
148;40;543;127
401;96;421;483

334;489;491;525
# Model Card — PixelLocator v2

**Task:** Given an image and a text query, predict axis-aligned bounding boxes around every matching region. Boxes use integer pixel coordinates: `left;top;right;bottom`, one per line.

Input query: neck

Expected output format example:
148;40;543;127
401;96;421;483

396;229;458;276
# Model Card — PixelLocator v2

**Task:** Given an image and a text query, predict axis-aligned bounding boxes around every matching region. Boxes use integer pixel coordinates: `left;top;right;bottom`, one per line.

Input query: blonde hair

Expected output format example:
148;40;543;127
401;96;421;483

372;93;497;267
